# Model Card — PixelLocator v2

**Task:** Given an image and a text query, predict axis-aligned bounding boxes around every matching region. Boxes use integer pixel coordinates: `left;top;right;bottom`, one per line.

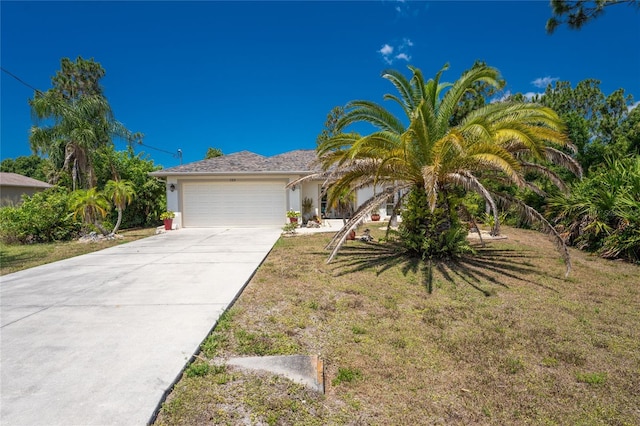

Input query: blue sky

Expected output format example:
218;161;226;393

2;1;639;168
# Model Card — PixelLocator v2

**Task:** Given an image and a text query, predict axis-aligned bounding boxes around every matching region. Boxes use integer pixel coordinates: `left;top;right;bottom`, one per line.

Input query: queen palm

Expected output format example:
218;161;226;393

315;63;582;275
104;179;136;234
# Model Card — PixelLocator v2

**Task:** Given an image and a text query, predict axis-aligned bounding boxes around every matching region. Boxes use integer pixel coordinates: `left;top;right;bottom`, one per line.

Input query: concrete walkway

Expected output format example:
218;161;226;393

0;227;282;426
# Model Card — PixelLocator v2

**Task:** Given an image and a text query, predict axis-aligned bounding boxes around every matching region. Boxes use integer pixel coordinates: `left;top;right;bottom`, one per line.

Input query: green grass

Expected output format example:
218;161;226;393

0;227;157;275
154;225;640;425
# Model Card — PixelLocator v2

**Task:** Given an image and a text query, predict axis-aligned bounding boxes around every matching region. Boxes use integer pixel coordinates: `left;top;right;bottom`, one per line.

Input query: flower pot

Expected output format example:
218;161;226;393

371;213;381;221
289;217;298;223
163;218;173;230
347;230;356;240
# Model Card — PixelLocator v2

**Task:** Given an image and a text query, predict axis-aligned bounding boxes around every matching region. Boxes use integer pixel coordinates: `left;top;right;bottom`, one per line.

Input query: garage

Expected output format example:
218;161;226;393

181;180;286;227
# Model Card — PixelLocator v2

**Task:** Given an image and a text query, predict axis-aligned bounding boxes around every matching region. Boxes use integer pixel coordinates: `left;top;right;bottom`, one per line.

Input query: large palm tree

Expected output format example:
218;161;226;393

313;63;582;275
104;179;136;234
29;90;136;190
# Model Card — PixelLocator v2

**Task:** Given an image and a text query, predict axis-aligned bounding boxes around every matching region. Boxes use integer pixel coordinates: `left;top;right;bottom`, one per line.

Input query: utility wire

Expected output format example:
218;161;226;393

1;67;43;94
2;66;182;160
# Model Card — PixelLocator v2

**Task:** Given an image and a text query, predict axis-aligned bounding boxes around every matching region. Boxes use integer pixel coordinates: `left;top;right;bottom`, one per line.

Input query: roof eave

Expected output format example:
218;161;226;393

149;170;321;177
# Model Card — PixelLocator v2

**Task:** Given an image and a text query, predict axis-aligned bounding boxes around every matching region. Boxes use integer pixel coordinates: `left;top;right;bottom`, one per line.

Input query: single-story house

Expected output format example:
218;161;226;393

0;172;53;206
149;149;393;228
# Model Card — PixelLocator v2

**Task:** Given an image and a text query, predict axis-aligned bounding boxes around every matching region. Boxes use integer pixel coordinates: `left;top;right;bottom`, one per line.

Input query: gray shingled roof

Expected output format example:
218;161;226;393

0;172;52;188
150;150;322;176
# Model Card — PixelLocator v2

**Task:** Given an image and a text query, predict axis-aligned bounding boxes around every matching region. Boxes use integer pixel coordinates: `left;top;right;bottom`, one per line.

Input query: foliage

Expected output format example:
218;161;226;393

0;187;80;243
315;63;580;275
316;106;345;145
548;155;640;262
533;79;637;173
29;56;140;190
395;187;472;259
0;155;50;182
282;222;298;234
160;211;175;220
103;179;136;234
204;147;223;159
93;147;166;228
286;210;300;218
331;367;362;386
68;188;110;235
546;0;639;33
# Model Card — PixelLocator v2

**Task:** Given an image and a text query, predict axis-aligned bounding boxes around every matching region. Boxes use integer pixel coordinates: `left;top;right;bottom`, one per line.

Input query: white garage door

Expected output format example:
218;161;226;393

182;180;286;227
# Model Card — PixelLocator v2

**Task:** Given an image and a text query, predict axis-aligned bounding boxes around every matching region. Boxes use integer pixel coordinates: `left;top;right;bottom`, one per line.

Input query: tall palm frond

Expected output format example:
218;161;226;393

317;63;581;273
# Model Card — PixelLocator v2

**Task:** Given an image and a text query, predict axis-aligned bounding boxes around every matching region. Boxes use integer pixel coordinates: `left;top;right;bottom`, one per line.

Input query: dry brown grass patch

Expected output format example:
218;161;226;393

155;226;640;425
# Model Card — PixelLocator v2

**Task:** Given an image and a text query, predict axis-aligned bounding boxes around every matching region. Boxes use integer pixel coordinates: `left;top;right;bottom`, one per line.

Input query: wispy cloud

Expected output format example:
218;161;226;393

392;0;426;18
531;76;558;88
379;38;413;65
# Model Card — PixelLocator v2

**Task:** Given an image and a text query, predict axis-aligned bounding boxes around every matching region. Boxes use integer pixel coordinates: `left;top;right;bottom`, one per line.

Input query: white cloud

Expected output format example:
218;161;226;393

378;39;413;65
628;101;640;112
531;76;558;88
402;38;413;47
392;0;424;18
379;44;394;55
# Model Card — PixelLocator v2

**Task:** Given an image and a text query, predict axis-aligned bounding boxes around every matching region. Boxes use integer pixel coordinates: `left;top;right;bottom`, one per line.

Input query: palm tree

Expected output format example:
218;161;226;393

104;179;136;234
313;63;582;276
69;188;110;235
29;90;137;190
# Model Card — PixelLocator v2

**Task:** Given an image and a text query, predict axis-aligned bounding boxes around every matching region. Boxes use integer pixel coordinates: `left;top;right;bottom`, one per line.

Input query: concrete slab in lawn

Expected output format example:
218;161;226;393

0;227;282;426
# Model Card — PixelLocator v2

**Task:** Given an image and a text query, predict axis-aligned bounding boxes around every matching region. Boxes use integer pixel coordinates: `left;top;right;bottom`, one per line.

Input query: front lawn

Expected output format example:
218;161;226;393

0;227;157;276
155;225;640;425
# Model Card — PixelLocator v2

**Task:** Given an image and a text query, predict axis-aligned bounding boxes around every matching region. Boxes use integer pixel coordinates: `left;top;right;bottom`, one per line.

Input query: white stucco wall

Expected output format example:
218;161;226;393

356;186;386;217
166;177;179;212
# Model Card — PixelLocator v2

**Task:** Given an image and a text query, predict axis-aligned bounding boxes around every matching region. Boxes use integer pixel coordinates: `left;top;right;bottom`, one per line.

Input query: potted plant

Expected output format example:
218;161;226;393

286;210;300;223
160;210;175;230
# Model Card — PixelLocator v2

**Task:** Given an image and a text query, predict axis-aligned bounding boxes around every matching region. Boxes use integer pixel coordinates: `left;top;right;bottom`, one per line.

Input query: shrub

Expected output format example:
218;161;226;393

0;187;80;243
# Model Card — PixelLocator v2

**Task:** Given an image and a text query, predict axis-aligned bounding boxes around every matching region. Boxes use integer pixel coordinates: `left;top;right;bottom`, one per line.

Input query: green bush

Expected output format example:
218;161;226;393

0;187;80;243
548;156;640;263
396;187;472;260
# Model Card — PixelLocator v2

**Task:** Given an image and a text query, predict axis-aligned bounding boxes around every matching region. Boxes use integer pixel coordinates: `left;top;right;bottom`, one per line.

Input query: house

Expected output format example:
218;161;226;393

0;172;53;206
149;149;391;228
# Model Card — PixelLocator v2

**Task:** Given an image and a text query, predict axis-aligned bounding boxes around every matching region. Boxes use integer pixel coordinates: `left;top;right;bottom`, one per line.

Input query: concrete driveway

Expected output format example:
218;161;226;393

1;227;282;426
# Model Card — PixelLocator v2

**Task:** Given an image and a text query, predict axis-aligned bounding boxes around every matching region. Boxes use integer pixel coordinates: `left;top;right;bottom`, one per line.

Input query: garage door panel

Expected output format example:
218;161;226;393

182;181;285;227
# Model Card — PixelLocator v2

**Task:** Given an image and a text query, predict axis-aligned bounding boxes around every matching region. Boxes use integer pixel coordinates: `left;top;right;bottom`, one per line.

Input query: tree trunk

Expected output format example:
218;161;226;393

112;208;123;234
94;220;110;236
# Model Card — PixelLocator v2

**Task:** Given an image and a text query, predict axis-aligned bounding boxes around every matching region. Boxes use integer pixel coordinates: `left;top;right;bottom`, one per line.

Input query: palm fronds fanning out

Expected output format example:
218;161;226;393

497;193;572;277
316;63;581;277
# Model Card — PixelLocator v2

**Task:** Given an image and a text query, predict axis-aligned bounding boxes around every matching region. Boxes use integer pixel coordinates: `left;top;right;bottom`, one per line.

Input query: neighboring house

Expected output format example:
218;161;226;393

150;149;390;228
0;172;53;206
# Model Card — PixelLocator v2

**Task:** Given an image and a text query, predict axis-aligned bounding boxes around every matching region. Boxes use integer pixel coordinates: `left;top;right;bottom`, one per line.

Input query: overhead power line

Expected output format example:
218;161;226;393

1;67;43;94
2;66;182;161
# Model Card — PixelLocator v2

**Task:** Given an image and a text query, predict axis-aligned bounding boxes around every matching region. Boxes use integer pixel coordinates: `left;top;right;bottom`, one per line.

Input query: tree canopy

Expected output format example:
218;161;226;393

204;147;223;159
29;56;140;189
546;0;640;33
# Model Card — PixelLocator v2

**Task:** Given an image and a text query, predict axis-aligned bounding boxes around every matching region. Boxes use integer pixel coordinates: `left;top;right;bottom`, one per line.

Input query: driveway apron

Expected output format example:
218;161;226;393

0;227;282;426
